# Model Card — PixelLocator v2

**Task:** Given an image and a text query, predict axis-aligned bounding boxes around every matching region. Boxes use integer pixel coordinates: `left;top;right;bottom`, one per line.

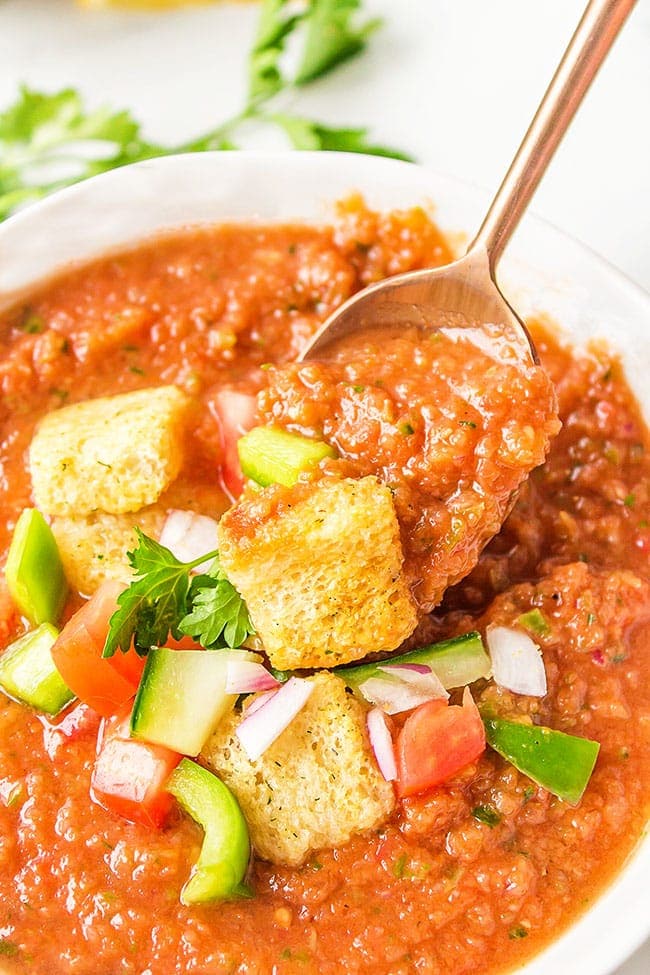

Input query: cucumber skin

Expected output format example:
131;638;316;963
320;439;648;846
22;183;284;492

336;631;491;692
237;426;336;488
0;623;74;716
131;648;235;756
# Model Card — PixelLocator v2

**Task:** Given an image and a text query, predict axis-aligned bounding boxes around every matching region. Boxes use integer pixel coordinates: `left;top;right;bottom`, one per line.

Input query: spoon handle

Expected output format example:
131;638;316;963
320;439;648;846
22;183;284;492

471;0;636;271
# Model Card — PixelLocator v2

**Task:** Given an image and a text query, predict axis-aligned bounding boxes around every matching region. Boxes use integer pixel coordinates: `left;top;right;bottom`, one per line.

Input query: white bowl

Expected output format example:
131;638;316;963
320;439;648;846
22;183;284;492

0;151;648;975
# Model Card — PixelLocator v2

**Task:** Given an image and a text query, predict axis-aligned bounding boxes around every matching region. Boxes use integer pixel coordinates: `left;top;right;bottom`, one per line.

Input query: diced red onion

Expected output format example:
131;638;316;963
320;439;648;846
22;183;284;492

159;510;219;572
244;688;279;718
225;659;280;695
366;707;397;781
378;664;449;700
486;625;547;697
380;662;431;676
236;677;314;761
358;672;447;716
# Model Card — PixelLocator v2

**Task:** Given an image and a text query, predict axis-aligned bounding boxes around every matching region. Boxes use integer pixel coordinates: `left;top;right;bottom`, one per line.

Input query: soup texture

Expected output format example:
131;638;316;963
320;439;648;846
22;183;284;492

0;198;648;975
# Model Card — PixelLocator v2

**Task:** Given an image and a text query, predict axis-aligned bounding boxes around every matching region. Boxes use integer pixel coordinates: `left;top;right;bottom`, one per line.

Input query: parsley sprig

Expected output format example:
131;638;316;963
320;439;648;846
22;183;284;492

0;0;411;222
102;529;255;659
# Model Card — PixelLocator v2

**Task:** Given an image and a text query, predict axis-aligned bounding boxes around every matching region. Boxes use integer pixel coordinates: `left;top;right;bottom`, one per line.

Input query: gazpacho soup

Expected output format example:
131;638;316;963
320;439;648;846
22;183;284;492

0;197;648;975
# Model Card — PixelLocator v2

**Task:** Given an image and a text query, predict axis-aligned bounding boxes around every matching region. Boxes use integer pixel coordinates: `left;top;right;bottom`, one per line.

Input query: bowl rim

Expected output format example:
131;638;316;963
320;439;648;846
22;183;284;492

0;149;648;975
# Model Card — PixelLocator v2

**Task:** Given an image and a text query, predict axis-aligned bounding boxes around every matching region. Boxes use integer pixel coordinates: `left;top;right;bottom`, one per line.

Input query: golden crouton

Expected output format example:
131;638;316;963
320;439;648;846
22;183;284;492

52;506;167;596
29;386;190;516
203;672;395;866
217;476;418;669
51;477;230;595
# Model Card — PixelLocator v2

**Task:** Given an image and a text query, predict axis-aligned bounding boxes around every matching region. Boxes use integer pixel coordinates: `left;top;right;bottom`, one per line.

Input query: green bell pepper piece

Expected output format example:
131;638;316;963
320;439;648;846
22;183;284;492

5;509;68;626
0;623;74;716
237;425;336;488
483;715;600;805
337;631;491;692
167;758;251;905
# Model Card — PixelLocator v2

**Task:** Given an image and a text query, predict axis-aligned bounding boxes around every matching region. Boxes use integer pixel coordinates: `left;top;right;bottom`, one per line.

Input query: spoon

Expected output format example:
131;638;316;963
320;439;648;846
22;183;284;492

298;0;636;365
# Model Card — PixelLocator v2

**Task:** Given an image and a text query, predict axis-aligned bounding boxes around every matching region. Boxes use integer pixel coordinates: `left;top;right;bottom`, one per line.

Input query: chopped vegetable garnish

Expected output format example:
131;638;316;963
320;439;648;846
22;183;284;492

91;713;181;829
482;715;600;805
51;581;145;718
158;510;220;573
357;664;448;715
131;648;243;756
5;508;68;626
102;531;254;659
224;658;280;695
517;608;551;637
212;390;258;500
486;625;547;697
395;688;486;798
167;759;251;905
0;623;74;716
237;425;337;488
366;707;397;781
236;676;314;761
338;631;491;694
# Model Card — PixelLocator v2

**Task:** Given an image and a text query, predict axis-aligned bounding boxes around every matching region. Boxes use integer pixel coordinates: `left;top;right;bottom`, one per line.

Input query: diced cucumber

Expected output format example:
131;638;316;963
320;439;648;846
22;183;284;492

337;631;491;693
5;508;68;626
0;623;74;715
518;609;551;637
167;758;251;904
237;426;336;488
483;715;600;805
131;648;244;755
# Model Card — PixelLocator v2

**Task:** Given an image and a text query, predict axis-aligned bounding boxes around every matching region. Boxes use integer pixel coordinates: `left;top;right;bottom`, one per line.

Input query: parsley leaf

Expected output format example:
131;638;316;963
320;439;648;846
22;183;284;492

0;1;412;222
295;0;382;85
102;530;253;658
272;113;413;160
0;86;162;221
249;0;304;104
179;559;256;650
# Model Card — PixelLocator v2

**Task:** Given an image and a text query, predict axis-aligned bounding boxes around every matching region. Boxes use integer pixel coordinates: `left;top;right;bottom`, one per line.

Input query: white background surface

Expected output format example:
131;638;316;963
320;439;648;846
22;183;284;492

0;1;648;972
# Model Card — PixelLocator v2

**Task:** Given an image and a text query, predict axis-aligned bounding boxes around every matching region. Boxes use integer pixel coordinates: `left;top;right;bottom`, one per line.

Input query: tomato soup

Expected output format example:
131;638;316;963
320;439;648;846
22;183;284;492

0;199;648;974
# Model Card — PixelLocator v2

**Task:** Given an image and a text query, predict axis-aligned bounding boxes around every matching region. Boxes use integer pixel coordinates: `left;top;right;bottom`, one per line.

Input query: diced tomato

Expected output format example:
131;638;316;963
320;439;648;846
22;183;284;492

395;687;486;798
211;390;257;500
164;634;204;651
91;712;180;828
51;580;145;717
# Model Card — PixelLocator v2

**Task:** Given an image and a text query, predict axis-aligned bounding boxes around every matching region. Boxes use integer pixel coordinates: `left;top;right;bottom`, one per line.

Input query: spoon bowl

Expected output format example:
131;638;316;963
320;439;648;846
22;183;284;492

300;0;634;368
299;248;537;365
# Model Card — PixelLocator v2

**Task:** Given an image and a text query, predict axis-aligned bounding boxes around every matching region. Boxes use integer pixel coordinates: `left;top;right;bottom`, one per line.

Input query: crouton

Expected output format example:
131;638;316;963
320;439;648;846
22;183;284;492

29;386;190;516
51;506;167;596
203;672;395;866
51;476;230;595
217;476;418;669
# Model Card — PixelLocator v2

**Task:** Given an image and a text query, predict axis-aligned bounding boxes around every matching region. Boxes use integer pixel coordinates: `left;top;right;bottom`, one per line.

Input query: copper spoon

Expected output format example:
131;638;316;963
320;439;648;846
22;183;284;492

299;0;636;366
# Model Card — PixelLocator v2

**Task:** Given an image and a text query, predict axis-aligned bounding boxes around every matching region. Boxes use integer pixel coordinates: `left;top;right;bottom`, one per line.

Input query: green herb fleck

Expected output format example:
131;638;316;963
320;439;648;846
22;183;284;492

398;422;415;436
19;311;45;334
508;925;529;940
459;419;477;429
0;941;18;958
393;853;408;878
129;365;145;376
586;612;596;626
624;493;636;508
471;804;502;828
